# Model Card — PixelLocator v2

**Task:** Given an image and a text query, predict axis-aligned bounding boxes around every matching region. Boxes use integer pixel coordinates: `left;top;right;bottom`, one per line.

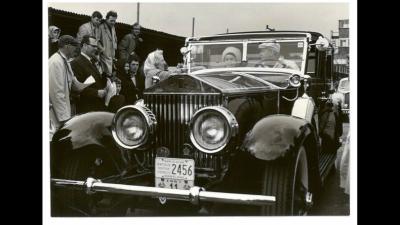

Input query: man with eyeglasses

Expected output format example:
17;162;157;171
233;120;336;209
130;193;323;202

118;22;143;64
49;35;91;139
70;35;124;114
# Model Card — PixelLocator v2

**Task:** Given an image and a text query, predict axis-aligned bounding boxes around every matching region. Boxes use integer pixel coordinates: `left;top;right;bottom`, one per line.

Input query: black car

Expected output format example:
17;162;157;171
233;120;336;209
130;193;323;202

51;31;343;216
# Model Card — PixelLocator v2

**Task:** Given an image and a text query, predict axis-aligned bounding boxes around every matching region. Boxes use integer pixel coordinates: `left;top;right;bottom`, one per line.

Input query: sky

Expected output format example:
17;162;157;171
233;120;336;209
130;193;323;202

48;1;349;39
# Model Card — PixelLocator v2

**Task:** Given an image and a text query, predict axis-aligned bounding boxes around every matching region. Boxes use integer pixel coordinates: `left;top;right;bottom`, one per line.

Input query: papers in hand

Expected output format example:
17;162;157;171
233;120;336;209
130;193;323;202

84;75;96;85
105;79;117;107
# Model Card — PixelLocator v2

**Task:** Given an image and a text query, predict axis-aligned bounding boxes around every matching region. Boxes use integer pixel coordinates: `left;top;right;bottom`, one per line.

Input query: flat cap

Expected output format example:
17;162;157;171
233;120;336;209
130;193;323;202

258;41;280;53
58;35;80;47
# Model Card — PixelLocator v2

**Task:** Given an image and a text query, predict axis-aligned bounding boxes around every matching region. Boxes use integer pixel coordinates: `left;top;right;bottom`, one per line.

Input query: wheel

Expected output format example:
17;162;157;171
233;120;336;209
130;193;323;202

52;148;125;216
259;146;311;215
210;146;312;216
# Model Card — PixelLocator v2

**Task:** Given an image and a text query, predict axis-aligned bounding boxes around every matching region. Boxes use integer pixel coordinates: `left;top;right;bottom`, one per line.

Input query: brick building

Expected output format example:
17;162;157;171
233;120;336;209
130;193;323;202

331;19;349;77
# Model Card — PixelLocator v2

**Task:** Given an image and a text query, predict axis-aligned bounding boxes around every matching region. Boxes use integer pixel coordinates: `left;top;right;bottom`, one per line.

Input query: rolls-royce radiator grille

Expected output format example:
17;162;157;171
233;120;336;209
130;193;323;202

143;93;222;170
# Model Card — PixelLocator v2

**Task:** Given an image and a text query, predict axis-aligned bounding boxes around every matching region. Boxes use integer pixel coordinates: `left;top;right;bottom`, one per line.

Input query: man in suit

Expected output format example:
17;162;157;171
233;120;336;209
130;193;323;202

98;10;118;76
71;35;124;114
76;11;103;43
49;35;90;138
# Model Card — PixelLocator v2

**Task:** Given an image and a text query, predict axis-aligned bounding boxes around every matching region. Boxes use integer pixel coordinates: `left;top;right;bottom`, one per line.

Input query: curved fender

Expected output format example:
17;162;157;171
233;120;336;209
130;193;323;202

242;114;317;161
51;112;115;150
50;112;130;177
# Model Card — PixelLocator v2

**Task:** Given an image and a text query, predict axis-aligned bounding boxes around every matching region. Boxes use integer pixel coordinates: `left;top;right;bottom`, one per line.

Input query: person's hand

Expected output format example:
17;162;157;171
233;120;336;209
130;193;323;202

115;80;122;95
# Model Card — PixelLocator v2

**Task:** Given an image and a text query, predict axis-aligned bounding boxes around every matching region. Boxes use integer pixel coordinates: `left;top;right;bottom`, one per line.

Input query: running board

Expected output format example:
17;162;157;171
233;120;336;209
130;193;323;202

319;152;336;184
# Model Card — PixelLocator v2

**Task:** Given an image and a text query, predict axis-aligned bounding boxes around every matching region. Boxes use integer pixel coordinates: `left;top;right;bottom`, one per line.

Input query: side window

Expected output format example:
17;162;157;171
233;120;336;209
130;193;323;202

306;52;316;75
326;53;333;81
316;50;326;79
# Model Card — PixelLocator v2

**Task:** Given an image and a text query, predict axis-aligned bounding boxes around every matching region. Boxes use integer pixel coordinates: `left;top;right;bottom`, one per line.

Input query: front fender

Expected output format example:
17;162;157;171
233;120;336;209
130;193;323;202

51;112;115;150
241;114;317;161
50;112;128;175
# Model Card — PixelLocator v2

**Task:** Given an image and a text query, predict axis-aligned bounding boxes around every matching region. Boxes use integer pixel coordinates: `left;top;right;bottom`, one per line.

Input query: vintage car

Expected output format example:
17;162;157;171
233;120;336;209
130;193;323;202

51;31;342;216
336;77;350;116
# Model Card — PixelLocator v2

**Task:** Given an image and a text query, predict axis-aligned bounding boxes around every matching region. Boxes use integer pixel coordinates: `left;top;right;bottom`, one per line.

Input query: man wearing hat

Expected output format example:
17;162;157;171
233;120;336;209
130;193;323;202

49;35;91;138
256;40;299;70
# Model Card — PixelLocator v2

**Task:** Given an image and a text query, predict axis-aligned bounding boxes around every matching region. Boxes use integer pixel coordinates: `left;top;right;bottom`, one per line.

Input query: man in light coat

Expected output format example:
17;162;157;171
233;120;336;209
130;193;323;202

76;11;103;43
98;10;118;76
49;35;90;139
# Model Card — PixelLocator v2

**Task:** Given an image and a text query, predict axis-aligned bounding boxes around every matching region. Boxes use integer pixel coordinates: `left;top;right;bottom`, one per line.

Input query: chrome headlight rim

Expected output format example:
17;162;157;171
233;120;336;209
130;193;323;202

189;106;238;154
111;105;156;150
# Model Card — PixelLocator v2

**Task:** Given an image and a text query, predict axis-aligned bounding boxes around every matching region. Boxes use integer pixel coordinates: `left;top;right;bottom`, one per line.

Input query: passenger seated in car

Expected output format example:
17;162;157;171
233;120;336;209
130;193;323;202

256;41;300;70
221;46;242;67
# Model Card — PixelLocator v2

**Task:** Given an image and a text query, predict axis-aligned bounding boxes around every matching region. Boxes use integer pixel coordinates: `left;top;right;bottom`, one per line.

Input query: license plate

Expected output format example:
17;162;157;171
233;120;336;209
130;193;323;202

155;157;195;190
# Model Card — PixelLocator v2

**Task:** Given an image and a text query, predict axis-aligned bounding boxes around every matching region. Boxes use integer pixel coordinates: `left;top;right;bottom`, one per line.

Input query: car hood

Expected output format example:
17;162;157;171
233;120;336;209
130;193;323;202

144;68;297;94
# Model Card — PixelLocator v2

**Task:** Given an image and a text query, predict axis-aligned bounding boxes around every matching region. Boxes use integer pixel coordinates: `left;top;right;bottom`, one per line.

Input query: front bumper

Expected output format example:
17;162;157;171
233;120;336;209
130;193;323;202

52;177;276;206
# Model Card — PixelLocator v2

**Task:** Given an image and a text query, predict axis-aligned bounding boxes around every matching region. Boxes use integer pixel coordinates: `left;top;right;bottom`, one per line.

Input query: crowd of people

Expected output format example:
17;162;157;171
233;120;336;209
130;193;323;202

49;10;179;139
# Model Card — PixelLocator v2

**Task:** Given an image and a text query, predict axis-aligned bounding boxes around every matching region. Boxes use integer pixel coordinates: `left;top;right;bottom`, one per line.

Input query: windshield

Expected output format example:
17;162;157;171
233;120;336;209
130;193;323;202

188;40;306;73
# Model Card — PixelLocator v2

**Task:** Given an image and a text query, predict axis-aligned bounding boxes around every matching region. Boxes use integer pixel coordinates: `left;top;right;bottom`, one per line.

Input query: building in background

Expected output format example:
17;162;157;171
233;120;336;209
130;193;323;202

331;19;349;78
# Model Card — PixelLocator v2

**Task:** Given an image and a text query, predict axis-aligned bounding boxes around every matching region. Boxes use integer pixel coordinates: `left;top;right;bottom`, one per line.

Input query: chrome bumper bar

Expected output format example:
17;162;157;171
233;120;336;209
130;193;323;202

52;178;276;206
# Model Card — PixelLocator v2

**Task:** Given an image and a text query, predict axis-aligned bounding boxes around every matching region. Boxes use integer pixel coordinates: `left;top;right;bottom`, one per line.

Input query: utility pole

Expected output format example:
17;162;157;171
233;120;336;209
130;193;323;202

137;2;140;23
192;17;195;37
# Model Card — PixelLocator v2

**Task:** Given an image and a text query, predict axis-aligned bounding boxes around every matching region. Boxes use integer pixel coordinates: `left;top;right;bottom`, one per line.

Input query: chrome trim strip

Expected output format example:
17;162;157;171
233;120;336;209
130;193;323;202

52;178;275;206
232;72;285;89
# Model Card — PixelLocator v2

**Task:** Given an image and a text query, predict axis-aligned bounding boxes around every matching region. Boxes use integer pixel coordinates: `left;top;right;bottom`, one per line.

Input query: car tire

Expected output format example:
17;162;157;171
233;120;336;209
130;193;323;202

259;146;310;215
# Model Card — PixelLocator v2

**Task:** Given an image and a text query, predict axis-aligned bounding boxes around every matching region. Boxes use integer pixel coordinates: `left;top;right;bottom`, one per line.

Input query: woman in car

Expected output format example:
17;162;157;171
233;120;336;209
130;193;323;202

221;46;242;67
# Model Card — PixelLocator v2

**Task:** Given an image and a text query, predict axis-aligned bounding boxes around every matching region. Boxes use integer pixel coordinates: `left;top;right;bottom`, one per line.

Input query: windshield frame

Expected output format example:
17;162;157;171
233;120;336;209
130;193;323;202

187;37;309;74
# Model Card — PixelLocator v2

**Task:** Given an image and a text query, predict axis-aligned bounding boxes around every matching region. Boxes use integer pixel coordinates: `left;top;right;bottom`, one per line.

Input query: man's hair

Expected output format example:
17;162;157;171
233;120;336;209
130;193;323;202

128;53;140;64
106;11;118;19
81;35;96;46
92;11;103;19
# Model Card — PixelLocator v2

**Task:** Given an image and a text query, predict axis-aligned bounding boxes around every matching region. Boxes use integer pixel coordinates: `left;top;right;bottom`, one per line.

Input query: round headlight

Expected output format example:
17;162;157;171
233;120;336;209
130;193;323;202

190;106;238;154
112;105;156;150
